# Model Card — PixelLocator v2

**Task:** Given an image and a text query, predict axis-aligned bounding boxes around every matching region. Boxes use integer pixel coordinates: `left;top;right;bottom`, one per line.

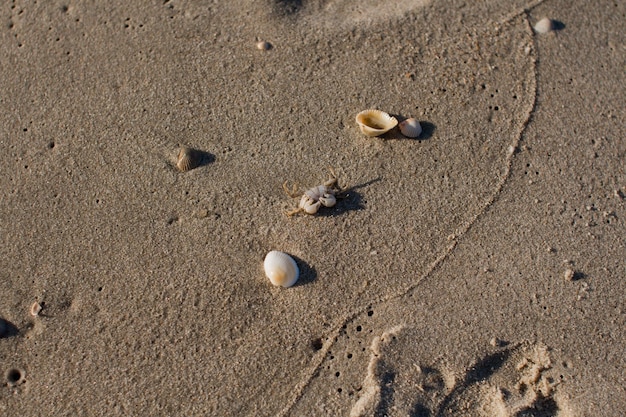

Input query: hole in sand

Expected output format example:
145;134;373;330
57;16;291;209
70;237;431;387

311;338;323;351
6;368;23;385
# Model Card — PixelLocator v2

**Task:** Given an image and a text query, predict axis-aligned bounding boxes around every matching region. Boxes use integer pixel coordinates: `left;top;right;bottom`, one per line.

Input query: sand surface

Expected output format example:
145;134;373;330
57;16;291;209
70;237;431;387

1;0;624;415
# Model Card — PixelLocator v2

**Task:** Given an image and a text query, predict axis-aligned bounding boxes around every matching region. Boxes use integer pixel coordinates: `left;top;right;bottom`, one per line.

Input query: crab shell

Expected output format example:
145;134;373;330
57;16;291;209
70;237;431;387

298;185;337;214
299;196;322;214
319;194;336;208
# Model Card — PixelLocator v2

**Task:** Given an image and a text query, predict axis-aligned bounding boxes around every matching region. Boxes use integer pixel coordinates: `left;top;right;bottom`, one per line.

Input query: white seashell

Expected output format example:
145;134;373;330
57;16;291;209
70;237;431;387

176;147;202;172
533;17;554;34
398;118;422;138
264;251;299;288
355;109;398;137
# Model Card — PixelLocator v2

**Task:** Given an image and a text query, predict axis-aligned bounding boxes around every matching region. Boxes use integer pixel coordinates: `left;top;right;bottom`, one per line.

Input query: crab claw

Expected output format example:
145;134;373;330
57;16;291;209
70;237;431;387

299;195;321;214
319;194;336;208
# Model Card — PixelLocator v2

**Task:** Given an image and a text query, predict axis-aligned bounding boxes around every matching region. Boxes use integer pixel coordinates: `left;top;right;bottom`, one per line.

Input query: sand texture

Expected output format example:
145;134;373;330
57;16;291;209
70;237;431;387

1;0;625;415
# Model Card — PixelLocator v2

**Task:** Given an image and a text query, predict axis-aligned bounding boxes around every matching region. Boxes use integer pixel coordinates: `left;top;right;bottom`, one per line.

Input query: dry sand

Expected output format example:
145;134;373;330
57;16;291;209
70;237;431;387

1;0;624;415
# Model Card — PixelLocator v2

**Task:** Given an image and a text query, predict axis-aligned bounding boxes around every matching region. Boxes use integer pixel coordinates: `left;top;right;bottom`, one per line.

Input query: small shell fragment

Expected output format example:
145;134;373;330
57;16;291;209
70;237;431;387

355;109;398;137
30;302;42;317
534;17;554;34
176;147;203;172
264;251;299;288
398;118;422;138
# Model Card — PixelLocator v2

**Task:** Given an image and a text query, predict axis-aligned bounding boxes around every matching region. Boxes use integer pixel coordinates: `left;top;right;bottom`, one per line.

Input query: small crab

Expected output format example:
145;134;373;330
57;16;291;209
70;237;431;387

283;169;344;216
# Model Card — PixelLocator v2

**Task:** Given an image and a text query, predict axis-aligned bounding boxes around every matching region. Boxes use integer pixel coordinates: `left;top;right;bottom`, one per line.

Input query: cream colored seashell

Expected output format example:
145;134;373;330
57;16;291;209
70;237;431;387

176;147;202;172
533;17;554;34
398;118;422;138
355;109;398;137
264;251;299;288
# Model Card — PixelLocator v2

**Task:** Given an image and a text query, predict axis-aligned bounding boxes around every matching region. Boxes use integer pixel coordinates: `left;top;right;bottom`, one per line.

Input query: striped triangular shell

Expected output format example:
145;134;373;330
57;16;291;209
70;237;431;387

355;109;398;137
176;147;203;172
399;118;422;138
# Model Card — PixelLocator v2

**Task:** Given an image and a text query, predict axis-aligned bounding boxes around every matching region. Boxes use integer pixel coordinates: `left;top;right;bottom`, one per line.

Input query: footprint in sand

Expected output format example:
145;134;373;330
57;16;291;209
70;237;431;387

349;330;575;417
280;8;543;416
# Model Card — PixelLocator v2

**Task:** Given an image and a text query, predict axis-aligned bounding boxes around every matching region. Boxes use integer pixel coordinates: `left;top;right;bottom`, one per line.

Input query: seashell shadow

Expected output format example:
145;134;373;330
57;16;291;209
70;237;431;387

0;318;19;339
382;118;436;141
320;177;381;217
551;20;566;31
290;254;317;286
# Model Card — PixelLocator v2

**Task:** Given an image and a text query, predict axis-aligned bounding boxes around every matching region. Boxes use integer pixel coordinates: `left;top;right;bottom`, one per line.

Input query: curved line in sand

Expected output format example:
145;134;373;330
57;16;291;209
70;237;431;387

278;1;548;415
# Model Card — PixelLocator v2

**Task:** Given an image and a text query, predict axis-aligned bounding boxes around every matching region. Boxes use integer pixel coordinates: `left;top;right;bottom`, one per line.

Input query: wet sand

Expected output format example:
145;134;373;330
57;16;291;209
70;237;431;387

1;0;624;415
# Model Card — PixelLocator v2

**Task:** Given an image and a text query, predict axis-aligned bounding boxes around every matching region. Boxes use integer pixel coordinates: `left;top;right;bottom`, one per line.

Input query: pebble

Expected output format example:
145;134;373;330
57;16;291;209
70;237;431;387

256;41;272;51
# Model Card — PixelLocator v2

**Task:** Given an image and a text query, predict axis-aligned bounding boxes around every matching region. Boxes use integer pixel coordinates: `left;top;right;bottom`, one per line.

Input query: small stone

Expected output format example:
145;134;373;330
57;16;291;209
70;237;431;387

564;268;575;281
256;40;272;50
196;209;209;219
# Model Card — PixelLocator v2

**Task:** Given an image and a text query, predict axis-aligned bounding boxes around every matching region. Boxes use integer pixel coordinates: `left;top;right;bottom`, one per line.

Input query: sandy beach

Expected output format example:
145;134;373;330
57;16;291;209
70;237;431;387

1;0;624;415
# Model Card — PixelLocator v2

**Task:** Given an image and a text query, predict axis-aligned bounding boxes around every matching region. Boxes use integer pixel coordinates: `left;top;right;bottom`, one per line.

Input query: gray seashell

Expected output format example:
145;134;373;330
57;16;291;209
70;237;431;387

6;368;25;386
399;118;422;138
176;147;203;172
533;17;554;34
